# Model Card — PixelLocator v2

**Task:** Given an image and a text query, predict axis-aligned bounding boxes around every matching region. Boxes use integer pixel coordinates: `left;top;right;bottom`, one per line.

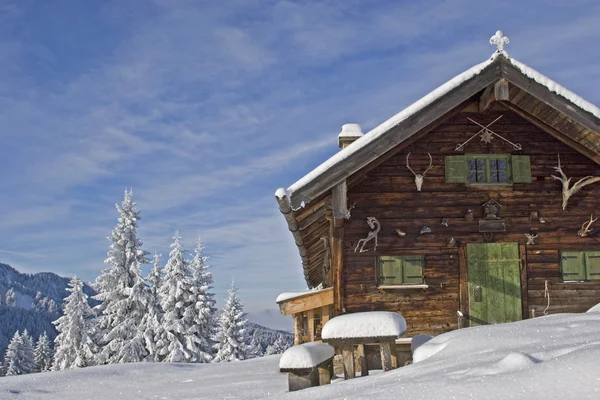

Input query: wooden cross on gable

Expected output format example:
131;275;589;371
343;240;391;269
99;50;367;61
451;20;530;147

490;30;509;52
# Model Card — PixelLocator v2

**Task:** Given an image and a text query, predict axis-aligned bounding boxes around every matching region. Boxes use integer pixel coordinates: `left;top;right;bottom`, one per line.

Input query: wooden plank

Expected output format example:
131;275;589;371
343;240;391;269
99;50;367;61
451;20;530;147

479;79;509;112
278;288;334;316
294;313;303;345
459;245;469;325
380;342;394;371
390;342;399;369
520;244;529;320
332;223;345;316
357;344;369;377
502;243;522;322
341;345;355;380
307;309;315;341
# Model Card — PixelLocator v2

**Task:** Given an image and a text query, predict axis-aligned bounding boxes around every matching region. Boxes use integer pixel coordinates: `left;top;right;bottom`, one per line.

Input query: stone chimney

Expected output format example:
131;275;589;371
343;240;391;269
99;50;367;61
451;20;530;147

338;123;364;149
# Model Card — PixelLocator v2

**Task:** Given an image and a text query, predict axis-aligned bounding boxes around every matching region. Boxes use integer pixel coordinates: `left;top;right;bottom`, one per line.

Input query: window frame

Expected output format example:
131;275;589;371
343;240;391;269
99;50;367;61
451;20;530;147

376;255;426;288
466;154;512;185
560;250;600;282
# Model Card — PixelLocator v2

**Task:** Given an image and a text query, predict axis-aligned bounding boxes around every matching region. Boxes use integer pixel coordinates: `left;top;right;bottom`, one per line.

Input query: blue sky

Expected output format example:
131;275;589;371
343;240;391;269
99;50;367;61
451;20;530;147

2;0;600;323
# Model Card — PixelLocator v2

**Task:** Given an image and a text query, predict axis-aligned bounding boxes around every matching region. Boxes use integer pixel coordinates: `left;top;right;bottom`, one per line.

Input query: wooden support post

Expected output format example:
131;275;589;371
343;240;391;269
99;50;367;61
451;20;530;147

321;305;330;325
294;314;303;345
380;342;393;372
331;182;346;316
390;342;398;369
341;345;355;379
317;359;332;385
356;344;368;377
307;309;315;342
479;78;509;112
287;369;319;392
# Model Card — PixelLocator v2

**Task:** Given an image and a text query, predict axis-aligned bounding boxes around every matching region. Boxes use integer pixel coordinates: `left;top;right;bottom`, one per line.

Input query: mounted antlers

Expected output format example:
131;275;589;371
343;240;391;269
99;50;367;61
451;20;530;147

578;214;597;238
552;154;600;210
406;152;433;191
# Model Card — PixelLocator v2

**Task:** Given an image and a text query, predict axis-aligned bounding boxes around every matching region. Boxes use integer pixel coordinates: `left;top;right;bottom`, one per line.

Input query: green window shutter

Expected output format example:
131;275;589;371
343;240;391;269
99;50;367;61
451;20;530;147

561;251;585;281
445;155;467;183
402;256;424;284
584;252;600;280
378;256;402;285
511;155;532;183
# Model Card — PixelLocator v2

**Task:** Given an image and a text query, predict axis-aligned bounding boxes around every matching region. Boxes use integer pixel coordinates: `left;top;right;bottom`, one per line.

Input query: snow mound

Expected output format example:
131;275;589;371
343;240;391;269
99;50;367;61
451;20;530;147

322;311;406;340
586;302;600;313
279;342;334;370
410;334;433;354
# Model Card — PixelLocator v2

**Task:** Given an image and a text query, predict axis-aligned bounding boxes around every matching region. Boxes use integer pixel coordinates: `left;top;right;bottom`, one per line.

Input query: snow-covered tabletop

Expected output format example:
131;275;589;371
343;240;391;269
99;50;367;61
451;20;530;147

279;342;334;371
321;311;406;343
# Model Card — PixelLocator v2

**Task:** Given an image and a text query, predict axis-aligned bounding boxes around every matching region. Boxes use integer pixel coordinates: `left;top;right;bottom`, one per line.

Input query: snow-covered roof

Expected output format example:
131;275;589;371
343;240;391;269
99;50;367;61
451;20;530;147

278;342;334;370
321;311;407;340
275;287;329;303
276;51;600;210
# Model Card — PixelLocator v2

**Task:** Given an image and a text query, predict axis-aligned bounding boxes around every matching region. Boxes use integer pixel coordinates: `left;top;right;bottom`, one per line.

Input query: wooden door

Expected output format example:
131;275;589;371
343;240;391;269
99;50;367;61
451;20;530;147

467;243;522;326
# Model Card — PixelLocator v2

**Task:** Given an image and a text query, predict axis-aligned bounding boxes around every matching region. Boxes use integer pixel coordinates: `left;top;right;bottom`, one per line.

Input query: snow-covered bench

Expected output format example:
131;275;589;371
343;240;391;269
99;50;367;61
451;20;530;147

321;311;407;379
279;342;335;392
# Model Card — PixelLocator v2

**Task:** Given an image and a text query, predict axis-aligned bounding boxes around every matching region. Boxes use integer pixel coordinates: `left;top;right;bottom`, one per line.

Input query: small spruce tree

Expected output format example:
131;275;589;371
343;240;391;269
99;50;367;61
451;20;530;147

52;276;96;370
5;287;16;307
35;332;53;372
213;281;248;362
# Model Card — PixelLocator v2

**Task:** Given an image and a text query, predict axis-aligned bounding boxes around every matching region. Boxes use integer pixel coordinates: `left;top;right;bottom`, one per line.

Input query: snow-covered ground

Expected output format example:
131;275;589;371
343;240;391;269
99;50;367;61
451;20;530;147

3;312;600;399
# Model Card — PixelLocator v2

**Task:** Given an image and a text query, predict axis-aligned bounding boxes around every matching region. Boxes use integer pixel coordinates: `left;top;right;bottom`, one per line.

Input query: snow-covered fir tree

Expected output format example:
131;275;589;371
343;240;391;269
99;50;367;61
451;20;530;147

4;330;36;376
93;189;151;364
189;238;217;363
247;335;264;358
213;281;248;362
6;287;16;307
138;252;164;361
155;233;204;362
34;332;53;372
265;334;291;355
52;276;96;370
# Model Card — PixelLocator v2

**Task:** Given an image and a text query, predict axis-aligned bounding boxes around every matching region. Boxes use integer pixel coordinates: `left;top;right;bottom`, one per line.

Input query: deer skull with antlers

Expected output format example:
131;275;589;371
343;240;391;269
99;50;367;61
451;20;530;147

552;154;600;210
578;214;597;238
406;152;433;191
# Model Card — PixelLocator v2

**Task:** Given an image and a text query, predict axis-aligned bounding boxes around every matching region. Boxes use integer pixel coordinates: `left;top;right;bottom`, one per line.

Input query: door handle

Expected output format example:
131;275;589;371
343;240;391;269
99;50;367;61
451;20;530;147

474;286;482;302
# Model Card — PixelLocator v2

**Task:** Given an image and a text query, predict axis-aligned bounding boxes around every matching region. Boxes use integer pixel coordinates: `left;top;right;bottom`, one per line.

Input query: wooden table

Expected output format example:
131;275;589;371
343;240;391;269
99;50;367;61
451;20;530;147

322;336;399;379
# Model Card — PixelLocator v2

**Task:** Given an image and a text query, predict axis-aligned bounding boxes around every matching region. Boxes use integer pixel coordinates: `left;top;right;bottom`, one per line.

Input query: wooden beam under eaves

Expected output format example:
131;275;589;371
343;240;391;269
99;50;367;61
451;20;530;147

479;79;509;113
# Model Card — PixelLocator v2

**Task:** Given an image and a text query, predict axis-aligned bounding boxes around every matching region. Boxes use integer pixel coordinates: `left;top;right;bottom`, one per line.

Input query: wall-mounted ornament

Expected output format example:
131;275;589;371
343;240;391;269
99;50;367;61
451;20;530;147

539;216;547;224
552;154;600;210
529;211;539;221
479;199;506;232
465;209;474;222
578;214;597;238
447;237;456;247
454;115;522;151
354;217;381;253
406;152;433;192
396;229;407;237
420;226;432;234
525;233;538;245
441;218;449;227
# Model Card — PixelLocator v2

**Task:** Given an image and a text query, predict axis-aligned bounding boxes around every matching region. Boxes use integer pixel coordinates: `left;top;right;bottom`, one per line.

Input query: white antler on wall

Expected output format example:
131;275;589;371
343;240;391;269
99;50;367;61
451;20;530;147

578;214;597;238
354;217;381;253
552;154;600;210
406;153;433;191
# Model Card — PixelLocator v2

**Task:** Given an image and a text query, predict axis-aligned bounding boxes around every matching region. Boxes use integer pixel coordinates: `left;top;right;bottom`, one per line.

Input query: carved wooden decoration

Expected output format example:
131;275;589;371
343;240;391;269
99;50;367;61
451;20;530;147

578;214;597;238
479;199;506;232
406;153;433;191
354;217;381;253
552;154;600;210
525;233;538;245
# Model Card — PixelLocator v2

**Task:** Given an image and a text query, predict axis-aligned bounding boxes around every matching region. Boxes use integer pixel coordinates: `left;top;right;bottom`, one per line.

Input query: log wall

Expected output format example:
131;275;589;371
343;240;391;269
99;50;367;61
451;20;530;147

344;109;600;336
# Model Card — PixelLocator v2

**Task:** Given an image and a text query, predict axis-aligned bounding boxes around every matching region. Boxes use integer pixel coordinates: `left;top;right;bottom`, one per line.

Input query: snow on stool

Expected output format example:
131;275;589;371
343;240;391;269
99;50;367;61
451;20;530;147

321;311;407;379
279;342;335;392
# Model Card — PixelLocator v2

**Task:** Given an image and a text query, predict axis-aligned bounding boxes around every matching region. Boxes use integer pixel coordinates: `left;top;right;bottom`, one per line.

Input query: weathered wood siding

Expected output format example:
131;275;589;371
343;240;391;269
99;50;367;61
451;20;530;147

344;109;600;336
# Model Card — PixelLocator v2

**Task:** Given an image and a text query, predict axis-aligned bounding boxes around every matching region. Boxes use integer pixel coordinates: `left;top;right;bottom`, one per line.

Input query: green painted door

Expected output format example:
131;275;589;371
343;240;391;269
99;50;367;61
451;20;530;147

467;243;522;326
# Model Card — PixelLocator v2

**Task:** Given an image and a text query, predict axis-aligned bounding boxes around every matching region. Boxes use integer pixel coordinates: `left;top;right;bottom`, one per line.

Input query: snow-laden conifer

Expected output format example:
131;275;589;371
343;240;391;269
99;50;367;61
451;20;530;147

138;252;165;361
20;330;36;373
5;287;16;307
93;189;151;364
189;238;217;362
35;332;53;372
265;334;291;355
4;331;22;375
155;233;204;362
213;281;248;362
52;276;96;370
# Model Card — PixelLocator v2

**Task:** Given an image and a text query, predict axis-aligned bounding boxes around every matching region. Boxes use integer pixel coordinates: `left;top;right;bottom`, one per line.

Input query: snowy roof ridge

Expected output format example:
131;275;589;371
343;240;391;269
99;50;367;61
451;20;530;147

277;51;600;205
282;54;497;198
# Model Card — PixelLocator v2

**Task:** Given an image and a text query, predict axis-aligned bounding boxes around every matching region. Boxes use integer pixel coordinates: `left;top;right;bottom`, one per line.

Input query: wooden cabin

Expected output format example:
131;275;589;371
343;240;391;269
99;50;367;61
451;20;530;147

275;33;600;345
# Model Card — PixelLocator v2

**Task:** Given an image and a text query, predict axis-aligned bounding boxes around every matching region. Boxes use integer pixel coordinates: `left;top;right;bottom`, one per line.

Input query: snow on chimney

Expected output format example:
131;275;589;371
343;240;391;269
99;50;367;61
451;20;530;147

338;123;364;149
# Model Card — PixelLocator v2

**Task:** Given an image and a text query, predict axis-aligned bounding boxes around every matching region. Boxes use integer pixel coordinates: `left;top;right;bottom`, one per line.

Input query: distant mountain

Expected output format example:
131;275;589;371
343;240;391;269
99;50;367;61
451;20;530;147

246;321;293;357
246;308;293;332
0;263;96;362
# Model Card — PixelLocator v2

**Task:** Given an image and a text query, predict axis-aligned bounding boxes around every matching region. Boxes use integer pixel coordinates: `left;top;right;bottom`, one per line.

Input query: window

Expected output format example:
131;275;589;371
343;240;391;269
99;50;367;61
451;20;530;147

445;154;531;184
561;251;600;281
377;255;424;286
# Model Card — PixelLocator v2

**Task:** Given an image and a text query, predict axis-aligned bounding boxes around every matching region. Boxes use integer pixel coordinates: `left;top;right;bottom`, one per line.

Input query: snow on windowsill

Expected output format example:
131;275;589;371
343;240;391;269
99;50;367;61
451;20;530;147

378;284;429;290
